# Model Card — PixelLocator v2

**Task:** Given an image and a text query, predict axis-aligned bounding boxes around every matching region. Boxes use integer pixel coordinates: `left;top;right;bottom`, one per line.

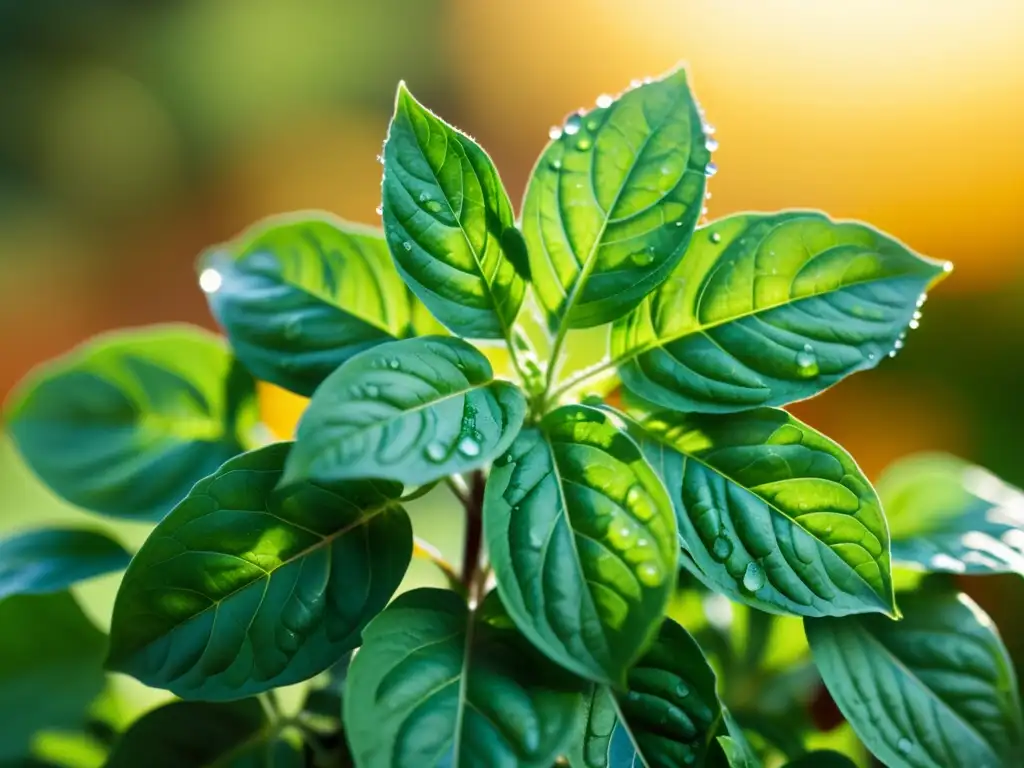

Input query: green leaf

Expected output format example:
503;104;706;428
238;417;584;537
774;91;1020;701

484;404;677;686
4;325;258;521
0;593;106;761
806;585;1024;767
104;699;301;768
877;453;1024;576
632;406;896;617
717;738;759;768
201;212;415;397
781;751;856;768
611;212;950;412
284;336;527;488
106;442;411;700
382;83;528;339
569;686;618;768
522;66;709;330
0;528;130;601
343;588;583;768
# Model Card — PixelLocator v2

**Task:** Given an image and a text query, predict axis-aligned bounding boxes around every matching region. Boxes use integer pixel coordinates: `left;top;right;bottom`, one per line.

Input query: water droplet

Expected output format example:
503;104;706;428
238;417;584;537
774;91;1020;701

682;747;696;765
709;231;722;244
705;137;719;152
425;442;447;462
626;486;657;521
426;200;443;213
457;435;481;457
548;126;562;140
700;206;708;216
418;192;429;203
402;241;413;251
912;310;922;321
704;190;712;200
888;350;898;359
867;352;876;361
576;137;592;151
942;261;953;273
564;114;582;135
586;119;600;132
376;154;384;165
894;338;904;350
283;318;301;340
637;562;664;587
595;93;613;108
909;319;920;330
795;349;819;378
916;293;928;308
636;537;649;547
199;268;222;293
631;248;655;266
608;520;639;550
711;534;733;561
388;358;401;370
660;164;673;176
742;562;765;592
705;162;718;177
704;123;717;135
674;220;684;227
630;79;642;89
549;158;562;171
374;205;383;216
364;384;380;398
897;738;912;755
675;682;690;698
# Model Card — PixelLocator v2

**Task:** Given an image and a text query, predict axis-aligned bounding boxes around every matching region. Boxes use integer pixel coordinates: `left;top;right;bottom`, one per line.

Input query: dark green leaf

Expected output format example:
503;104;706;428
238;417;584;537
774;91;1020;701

611;212;950;412
632;406;896;617
0;593;106;761
484;404;677;686
106;442;411;700
806;586;1024;767
522;67;709;330
284;336;527;488
878;453;1024;576
382;83;527;339
4;325;258;521
344;588;583;768
201;213;414;397
570;686;618;768
104;699;301;768
716;737;759;768
0;528;130;600
782;751;856;768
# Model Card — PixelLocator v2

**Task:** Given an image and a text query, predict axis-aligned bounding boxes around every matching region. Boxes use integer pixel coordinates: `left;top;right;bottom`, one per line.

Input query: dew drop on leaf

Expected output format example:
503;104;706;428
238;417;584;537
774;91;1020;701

631;248;655;266
704;123;717;135
705;162;718;177
375;205;383;216
199;268;222;294
586;119;600;132
742;562;765;592
426;200;443;213
548;158;562;171
795;348;820;378
595;93;613;108
418;192;429;203
364;384;380;398
709;231;722;244
675;682;690;698
457;435;481;458
625;486;657;521
711;534;733;561
425;442;447;462
388;358;401;370
637;562;664;587
897;738;913;755
402;241;413;251
575;137;592;151
705;137;719;152
563;113;582;136
548;126;562;140
909;319;920;330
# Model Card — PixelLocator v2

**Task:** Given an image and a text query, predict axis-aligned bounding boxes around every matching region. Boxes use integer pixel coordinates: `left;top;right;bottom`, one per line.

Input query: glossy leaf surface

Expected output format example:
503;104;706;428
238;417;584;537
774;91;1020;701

612;212;949;412
484;404;677;686
807;586;1024;767
382;83;528;339
522;67;709;329
201;213;413;397
5;325;258;521
107;442;411;700
0;528;130;601
344;588;582;768
633;407;895;617
0;593;106;760
878;453;1024;576
285;336;526;488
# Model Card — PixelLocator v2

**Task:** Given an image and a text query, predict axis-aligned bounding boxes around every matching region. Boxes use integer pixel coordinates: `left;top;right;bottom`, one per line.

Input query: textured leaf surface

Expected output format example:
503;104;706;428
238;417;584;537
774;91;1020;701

344;588;582;768
807;586;1024;767
107;442;411;700
104;699;301;768
633;407;895;617
484;404;677;685
4;325;258;521
612;212;949;412
285;336;527;487
0;593;106;761
522;67;709;329
0;528;130;601
878;453;1024;576
201;213;413;397
382;83;528;339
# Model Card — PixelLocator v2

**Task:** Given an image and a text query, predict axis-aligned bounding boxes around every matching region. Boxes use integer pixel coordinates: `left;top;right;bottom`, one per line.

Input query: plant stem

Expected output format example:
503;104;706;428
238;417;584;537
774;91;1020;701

460;470;487;590
445;474;470;505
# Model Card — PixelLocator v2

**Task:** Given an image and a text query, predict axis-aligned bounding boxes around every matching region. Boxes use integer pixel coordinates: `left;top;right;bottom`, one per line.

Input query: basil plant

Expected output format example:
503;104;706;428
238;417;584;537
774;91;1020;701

4;67;1022;768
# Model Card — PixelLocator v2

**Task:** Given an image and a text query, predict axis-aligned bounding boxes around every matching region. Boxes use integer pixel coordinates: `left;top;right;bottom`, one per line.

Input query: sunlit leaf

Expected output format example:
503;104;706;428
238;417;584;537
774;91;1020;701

107;442;411;700
201;213;414;397
382;83;528;339
630;406;896;617
284;336;527;488
877;453;1024;576
484;404;677;686
4;325;258;521
0;528;130;601
522;67;709;330
806;585;1024;767
611;212;949;412
344;588;583;768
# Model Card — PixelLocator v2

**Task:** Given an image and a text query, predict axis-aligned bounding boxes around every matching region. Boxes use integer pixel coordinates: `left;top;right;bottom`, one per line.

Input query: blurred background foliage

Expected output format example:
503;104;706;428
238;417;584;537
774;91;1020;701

0;1;1022;765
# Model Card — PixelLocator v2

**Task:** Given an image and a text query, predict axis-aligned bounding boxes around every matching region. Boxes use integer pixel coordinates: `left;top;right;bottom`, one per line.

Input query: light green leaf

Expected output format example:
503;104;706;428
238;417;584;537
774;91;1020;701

4;325;258;521
631;406;896;617
381;83;528;339
522;66;709;330
570;686;619;768
611;212;950;413
0;528;130;601
484;404;677;686
106;442;411;700
877;453;1024;576
104;699;302;768
284;336;527;488
344;588;583;768
201;212;414;397
806;585;1024;767
0;593;106;761
781;751;856;768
